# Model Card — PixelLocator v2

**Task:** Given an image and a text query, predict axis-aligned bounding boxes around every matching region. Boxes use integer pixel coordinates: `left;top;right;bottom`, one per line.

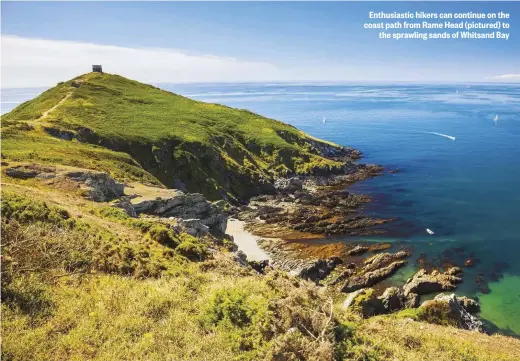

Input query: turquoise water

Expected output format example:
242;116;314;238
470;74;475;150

3;83;520;335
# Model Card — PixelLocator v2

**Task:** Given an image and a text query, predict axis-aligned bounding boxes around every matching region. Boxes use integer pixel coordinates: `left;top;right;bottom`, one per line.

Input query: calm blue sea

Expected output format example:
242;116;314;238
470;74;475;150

3;82;520;336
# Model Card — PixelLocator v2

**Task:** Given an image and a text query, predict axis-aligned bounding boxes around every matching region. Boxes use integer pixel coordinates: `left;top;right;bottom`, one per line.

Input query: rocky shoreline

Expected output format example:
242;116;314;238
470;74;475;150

4;148;488;333
224;144;491;332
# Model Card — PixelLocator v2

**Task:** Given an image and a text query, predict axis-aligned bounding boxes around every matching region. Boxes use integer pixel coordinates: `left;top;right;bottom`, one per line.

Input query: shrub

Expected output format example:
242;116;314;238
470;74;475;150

148;224;179;249
175;234;207;261
96;206;129;221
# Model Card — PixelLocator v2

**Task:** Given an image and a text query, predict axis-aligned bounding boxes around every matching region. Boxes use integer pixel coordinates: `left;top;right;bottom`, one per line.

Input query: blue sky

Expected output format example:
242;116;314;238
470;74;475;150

2;1;519;86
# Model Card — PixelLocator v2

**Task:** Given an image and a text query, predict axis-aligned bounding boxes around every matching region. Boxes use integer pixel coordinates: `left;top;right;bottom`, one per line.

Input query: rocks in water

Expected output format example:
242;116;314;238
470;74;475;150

403;268;462;296
257;238;343;283
347;245;368;256
458;296;480;314
130;192;228;235
236;163;394;239
419;293;484;332
299;257;343;283
464;258;477;267
65;171;124;202
341;251;409;293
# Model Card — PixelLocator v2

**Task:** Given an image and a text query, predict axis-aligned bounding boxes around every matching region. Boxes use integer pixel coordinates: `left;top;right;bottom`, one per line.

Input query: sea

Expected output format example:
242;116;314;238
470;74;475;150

2;82;520;336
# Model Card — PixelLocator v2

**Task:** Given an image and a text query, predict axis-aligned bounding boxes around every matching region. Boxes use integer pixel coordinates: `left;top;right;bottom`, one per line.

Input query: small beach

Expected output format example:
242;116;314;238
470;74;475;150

226;218;270;261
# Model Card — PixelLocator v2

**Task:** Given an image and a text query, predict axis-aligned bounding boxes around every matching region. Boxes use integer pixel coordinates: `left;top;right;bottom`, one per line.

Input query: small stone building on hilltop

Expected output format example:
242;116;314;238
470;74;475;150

92;65;103;73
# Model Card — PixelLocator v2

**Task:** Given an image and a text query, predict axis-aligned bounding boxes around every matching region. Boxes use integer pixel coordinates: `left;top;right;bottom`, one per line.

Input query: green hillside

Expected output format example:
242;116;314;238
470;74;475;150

2;72;345;201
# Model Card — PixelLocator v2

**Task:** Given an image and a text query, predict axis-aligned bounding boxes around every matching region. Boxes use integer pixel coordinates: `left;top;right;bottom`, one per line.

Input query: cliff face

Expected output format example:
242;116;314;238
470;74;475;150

2;72;351;202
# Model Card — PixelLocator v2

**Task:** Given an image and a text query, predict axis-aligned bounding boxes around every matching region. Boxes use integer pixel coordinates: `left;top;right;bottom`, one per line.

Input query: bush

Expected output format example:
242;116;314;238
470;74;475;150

96;206;129;221
1;192;70;225
175;234;207;261
148;224;179;249
203;287;255;328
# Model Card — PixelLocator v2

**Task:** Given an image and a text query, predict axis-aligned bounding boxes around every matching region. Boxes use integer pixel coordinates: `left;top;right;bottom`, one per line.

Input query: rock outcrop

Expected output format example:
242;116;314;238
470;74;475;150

124;192;228;235
4;164;124;202
403;268;462;296
343;288;385;317
341;251;409;293
379;287;404;312
4;164;55;180
419;293;484;332
65;171;124;202
274;177;303;193
298;257;343;282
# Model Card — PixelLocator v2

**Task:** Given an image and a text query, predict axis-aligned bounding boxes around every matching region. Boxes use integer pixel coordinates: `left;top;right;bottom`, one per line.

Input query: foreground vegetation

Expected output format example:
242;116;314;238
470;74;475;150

2;187;520;361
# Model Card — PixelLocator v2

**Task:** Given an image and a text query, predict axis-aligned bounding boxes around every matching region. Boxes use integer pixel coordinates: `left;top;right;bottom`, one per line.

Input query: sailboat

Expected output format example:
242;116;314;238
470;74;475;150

322;116;326;124
493;114;499;124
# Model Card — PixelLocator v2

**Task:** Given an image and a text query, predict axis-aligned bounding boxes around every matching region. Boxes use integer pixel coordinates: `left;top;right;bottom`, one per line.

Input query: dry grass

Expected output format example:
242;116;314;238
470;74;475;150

353;316;520;361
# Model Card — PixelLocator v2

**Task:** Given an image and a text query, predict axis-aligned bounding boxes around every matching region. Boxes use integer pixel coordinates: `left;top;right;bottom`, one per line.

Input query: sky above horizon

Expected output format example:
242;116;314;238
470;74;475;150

2;1;519;87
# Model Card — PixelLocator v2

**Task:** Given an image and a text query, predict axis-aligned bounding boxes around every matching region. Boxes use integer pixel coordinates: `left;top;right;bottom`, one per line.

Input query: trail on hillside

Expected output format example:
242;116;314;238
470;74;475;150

34;92;72;123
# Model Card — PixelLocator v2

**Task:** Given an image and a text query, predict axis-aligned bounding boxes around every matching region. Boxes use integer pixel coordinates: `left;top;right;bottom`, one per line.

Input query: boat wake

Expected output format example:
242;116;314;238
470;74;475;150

428;132;456;141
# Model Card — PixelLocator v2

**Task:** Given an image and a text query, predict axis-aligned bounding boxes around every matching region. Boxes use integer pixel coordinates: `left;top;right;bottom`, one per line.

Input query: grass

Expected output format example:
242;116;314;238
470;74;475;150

1;132;161;186
2;72;345;200
2;188;520;361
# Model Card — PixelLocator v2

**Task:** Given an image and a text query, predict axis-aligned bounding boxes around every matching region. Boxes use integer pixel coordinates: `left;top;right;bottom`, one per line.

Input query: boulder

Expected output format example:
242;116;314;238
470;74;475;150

249;260;270;274
458;296;480;314
379;287;404;312
274;177;303;193
4;165;55;180
112;197;137;217
403;268;462;297
5;167;39;179
233;250;248;266
419;293;484;332
298;257;342;283
347;245;369;256
328;269;354;286
177;218;210;237
343;288;385;317
404;292;420;308
131;192;228;234
65;171;124;202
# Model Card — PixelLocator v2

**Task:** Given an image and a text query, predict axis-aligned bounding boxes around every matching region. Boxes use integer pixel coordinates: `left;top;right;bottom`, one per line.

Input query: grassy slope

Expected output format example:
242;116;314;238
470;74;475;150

2;73;344;201
2;186;520;361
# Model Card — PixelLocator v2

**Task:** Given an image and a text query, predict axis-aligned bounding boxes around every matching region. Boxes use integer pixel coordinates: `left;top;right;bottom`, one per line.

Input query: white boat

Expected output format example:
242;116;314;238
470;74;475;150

322;116;326;124
493;114;499;123
426;228;434;235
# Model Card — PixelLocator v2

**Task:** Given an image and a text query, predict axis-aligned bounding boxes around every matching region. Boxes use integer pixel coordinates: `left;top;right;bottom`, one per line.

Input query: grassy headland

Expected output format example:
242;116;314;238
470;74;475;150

2;72;346;201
